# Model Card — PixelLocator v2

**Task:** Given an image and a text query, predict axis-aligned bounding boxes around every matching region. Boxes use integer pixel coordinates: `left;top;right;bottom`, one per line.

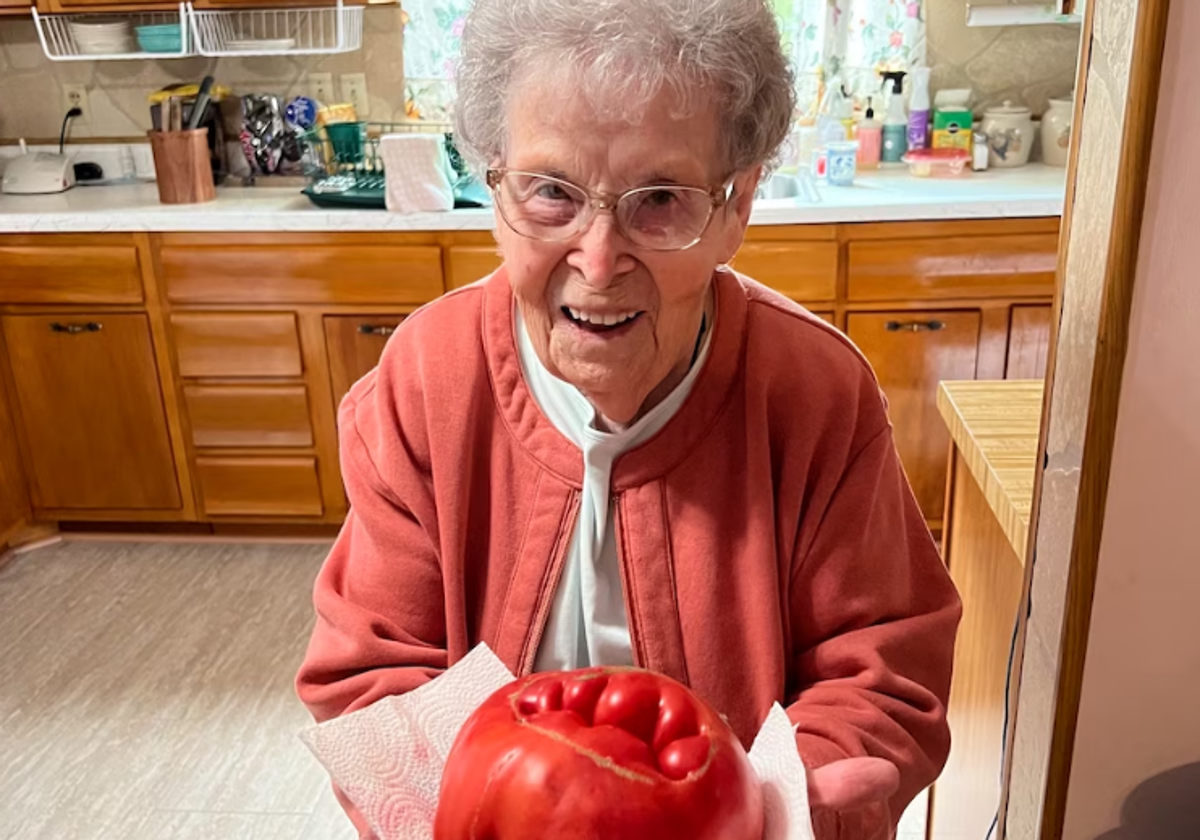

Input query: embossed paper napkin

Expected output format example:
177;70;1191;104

300;643;816;840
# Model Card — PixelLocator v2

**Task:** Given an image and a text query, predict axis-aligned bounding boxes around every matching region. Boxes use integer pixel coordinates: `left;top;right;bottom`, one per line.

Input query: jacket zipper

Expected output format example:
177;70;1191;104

520;489;581;676
612;492;645;668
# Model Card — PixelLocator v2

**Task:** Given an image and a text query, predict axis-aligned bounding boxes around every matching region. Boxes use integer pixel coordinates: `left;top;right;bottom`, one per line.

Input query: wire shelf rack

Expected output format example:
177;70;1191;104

31;1;363;62
189;0;363;57
32;4;192;62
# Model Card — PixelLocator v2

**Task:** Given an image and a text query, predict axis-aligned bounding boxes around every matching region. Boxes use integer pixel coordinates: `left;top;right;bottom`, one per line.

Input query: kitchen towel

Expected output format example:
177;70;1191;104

300;643;817;840
379;133;456;214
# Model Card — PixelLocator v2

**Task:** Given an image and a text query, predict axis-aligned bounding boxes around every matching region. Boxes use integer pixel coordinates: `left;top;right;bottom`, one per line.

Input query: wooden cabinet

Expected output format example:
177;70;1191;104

0;350;29;544
0;220;1058;530
1;314;180;512
325;315;406;407
0;0;34;15
848;311;984;527
1006;305;1053;380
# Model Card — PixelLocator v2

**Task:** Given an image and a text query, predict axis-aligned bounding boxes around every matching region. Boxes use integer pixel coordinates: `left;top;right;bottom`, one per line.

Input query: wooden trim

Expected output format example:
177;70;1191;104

1036;2;1172;837
297;311;349;520
137;232;198;521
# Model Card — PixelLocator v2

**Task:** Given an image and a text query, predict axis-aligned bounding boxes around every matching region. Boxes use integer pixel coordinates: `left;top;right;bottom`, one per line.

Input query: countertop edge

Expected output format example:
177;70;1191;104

937;380;1041;559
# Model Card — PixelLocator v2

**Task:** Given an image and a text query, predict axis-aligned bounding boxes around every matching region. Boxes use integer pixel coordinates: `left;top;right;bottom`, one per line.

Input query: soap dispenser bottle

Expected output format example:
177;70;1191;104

856;97;882;169
880;70;908;163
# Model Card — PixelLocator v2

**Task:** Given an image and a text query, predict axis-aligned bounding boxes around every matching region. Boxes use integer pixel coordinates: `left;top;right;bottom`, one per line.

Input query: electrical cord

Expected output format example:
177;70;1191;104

985;563;1035;840
59;107;82;155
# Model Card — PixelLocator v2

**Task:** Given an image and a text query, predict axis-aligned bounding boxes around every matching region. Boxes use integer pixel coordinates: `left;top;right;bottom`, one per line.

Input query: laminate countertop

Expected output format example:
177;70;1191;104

937;379;1045;558
0;165;1066;233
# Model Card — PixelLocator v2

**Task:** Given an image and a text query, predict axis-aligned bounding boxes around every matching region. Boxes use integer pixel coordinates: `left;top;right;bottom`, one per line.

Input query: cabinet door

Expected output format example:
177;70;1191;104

2;314;180;511
325;315;407;409
0;360;29;541
1006;305;1053;380
848;311;982;526
0;0;33;12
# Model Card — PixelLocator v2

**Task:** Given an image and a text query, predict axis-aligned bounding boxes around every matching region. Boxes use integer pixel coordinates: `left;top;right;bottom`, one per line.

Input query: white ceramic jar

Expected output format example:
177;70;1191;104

981;100;1034;168
1040;96;1074;167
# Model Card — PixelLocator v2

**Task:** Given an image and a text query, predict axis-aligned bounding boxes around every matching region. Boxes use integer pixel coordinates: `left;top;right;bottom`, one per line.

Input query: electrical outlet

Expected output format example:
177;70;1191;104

341;73;370;118
63;83;89;125
308;72;334;106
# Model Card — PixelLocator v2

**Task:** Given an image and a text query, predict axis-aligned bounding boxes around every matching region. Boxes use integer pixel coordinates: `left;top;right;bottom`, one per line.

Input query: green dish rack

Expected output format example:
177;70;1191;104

298;122;486;210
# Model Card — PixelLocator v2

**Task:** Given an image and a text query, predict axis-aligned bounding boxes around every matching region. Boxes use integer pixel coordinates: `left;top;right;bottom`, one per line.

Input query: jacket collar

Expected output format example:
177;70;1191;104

483;266;748;490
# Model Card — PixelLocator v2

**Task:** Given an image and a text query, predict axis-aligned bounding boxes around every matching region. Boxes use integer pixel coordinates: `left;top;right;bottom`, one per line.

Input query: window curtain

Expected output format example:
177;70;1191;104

772;0;927;115
400;0;926;121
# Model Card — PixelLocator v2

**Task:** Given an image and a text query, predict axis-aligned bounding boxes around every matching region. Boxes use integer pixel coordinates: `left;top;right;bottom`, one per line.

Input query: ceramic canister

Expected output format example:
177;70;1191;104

982;100;1034;168
1041;95;1074;167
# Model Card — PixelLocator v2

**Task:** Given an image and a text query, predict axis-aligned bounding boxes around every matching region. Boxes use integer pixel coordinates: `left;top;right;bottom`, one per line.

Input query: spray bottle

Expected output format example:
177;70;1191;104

907;67;932;150
880;70;908;163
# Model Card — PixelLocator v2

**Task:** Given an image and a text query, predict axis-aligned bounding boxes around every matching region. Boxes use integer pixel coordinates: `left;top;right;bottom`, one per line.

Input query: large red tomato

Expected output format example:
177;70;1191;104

434;667;763;840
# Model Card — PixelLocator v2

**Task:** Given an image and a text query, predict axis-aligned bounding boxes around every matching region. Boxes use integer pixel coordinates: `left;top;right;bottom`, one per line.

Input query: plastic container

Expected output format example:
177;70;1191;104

901;148;971;178
325;121;367;164
826;141;859;186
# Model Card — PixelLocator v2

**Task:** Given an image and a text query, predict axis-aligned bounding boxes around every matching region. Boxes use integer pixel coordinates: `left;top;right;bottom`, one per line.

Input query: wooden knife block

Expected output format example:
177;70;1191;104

148;129;216;205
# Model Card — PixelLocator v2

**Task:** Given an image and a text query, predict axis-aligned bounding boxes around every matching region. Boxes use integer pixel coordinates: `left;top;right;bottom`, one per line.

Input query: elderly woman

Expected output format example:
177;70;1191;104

297;0;960;836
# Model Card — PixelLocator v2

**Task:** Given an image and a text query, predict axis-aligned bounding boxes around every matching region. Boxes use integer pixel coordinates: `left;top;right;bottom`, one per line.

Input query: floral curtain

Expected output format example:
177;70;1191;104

772;0;926;115
400;0;926;121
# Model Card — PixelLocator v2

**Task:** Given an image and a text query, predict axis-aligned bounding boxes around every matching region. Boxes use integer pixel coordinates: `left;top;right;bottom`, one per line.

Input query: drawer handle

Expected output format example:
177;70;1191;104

885;319;945;333
50;322;103;334
358;324;397;337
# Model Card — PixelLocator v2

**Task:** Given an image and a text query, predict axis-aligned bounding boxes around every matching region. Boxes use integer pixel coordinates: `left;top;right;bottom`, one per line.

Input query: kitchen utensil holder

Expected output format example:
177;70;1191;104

148;128;216;204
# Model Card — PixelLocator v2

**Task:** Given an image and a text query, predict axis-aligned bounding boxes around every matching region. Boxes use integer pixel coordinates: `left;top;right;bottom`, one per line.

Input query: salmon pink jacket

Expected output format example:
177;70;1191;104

296;267;962;839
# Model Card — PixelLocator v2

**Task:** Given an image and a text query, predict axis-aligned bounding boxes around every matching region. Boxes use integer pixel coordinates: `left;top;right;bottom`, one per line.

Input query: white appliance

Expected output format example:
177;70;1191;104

2;142;76;195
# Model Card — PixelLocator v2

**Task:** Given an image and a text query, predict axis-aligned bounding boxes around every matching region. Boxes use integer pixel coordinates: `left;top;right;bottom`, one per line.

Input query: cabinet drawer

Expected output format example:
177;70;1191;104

184;384;313;448
0;244;142;304
162;245;444;305
446;246;503;290
196;456;323;517
847;235;1058;301
172;313;302;378
730;242;838;302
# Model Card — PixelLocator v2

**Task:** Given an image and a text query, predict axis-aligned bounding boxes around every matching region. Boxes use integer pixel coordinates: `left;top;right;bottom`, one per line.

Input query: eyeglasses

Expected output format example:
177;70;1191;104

486;168;734;252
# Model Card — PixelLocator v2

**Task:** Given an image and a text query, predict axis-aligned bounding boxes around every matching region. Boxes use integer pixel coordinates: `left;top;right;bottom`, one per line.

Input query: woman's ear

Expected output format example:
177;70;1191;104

716;165;762;264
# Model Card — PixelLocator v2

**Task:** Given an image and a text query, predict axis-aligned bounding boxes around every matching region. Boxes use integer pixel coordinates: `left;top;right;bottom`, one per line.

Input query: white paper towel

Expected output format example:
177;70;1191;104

380;133;456;214
300;643;816;840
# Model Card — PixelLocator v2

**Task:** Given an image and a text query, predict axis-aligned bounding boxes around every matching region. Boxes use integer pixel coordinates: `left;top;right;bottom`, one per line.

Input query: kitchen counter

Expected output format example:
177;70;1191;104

931;378;1043;840
937;379;1044;557
0;165;1066;233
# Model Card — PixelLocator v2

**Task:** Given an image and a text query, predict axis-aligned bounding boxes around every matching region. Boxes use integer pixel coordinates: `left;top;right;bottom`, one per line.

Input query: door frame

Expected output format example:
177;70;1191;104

999;0;1172;837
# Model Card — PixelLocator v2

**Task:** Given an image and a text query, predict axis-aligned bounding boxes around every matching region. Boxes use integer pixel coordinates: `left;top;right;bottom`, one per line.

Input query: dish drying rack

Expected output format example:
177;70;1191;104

31;0;362;61
298;122;486;211
299;122;391;210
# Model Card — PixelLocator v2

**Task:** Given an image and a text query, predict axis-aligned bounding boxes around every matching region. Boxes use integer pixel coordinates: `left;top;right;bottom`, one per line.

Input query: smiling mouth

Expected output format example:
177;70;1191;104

562;306;643;333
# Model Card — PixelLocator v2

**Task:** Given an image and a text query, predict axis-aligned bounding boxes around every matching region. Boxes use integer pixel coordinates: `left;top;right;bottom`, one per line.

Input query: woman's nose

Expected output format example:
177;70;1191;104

566;211;637;288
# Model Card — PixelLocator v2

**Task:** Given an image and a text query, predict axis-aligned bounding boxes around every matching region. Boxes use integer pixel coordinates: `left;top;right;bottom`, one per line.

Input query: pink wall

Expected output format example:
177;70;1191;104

1060;1;1200;837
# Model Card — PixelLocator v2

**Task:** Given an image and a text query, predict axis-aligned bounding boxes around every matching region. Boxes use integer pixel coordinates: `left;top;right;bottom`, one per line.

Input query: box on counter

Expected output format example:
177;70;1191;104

933;108;974;152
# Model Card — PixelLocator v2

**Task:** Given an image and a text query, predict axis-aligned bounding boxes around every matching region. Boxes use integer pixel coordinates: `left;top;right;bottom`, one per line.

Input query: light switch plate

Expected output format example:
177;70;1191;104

341;73;370;118
308;72;334;105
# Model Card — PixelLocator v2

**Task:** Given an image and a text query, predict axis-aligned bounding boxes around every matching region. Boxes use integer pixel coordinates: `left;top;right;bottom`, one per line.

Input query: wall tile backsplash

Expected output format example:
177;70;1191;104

926;0;1082;116
0;6;405;140
0;0;1080;141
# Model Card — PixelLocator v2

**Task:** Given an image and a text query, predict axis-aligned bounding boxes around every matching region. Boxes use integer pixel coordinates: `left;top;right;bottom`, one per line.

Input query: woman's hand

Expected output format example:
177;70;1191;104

808;756;900;812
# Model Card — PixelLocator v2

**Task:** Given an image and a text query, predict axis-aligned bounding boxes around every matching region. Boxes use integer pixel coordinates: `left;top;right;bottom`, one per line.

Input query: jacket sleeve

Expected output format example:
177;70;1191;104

786;422;962;840
295;372;449;838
